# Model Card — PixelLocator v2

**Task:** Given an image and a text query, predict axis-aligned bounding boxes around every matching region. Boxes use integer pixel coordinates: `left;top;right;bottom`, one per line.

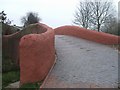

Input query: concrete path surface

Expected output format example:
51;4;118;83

41;35;118;88
5;81;20;88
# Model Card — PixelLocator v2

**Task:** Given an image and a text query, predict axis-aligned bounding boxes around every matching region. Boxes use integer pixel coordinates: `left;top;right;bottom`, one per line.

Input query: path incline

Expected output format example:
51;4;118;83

41;35;118;88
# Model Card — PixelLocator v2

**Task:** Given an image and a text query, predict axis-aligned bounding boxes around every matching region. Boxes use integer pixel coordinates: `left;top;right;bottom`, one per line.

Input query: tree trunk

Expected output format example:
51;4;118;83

98;24;100;32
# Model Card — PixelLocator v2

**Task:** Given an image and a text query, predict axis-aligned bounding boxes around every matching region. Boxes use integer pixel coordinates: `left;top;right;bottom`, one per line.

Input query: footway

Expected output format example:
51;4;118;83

41;35;118;88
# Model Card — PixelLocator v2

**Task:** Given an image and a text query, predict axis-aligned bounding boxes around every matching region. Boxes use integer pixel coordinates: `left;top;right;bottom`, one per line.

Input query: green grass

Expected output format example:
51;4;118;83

20;81;43;90
2;70;43;89
2;54;43;89
2;70;20;88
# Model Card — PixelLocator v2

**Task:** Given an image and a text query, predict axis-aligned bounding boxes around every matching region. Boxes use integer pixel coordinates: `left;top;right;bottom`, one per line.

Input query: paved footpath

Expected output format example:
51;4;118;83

41;35;118;88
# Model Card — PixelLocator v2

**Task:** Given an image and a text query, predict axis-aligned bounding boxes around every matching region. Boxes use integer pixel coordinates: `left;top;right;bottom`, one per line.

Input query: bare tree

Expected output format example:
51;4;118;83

89;1;114;32
73;0;115;32
21;12;41;27
73;0;92;29
102;16;118;35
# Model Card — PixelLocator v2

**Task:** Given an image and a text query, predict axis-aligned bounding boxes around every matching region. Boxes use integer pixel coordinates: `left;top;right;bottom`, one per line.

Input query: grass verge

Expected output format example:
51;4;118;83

2;70;20;88
2;70;43;89
20;81;43;90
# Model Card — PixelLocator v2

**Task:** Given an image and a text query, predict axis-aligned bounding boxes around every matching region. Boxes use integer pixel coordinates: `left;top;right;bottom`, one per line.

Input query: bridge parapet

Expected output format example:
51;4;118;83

19;23;55;84
54;26;119;44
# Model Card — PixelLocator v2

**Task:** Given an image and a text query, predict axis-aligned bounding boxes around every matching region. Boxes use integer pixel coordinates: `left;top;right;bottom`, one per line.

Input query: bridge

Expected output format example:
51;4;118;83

41;35;118;88
3;23;119;88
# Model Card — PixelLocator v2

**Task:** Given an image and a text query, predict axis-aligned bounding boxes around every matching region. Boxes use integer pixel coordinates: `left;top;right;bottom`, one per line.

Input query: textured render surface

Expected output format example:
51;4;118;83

20;24;55;84
41;35;118;88
54;26;118;44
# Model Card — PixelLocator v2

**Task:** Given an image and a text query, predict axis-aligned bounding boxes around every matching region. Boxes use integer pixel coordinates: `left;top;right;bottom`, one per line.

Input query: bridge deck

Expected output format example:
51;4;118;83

41;35;118;88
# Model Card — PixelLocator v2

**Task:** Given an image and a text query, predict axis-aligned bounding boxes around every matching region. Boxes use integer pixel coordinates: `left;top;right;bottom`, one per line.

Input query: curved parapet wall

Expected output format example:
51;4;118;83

54;26;118;44
2;23;47;66
19;23;55;84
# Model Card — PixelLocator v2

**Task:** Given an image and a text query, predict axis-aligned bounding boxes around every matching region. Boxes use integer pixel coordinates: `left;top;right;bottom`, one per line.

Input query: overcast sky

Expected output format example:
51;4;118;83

0;0;119;28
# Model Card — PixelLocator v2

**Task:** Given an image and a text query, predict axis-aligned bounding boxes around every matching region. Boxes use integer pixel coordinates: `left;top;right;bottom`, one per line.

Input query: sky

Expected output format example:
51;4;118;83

0;0;120;28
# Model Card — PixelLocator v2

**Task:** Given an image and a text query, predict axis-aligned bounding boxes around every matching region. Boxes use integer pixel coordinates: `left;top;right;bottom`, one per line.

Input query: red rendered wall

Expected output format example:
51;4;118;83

19;23;55;85
54;25;118;44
